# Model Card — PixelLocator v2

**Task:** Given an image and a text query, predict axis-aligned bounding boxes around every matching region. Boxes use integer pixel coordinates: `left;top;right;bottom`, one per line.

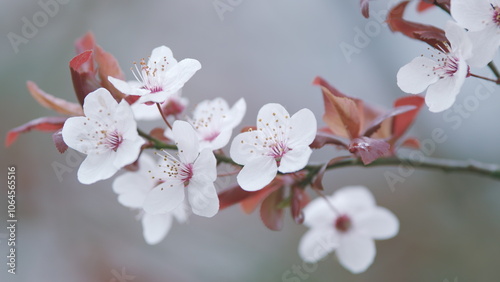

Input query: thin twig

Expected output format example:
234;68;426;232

156;103;172;130
470;73;499;84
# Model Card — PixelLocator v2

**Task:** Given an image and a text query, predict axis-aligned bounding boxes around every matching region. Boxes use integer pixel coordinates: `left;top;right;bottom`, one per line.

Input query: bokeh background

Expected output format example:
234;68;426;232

1;0;500;281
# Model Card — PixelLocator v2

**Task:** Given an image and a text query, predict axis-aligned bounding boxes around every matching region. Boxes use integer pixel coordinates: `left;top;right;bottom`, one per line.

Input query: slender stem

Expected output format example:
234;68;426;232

312;187;340;214
156;103;172;130
470;73;499;84
139;130;500;181
138;129;176;150
305;157;500;181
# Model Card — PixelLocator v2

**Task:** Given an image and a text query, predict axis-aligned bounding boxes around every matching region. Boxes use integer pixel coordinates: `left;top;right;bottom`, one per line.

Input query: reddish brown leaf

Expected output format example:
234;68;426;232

70;51;100;106
387;1;448;51
27;81;83;116
417;1;435;12
218;185;253;210
360;0;370;18
52;129;68;153
349;136;391;165
124;159;140;172
95;45;126;101
240;126;257;133
391;95;425;142
310;131;348;149
240;179;283;214
400;137;421;149
260;187;284;231
150;128;170;143
5;116;67;147
314;77;361;139
363;105;417;138
75;32;96;55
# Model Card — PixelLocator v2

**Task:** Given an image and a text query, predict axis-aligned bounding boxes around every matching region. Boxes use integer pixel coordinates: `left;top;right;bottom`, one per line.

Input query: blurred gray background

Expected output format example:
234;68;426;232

1;0;500;281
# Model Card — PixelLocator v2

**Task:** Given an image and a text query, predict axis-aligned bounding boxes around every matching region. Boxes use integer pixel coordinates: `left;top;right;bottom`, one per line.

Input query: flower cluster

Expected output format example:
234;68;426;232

8;1;500;274
392;0;500;113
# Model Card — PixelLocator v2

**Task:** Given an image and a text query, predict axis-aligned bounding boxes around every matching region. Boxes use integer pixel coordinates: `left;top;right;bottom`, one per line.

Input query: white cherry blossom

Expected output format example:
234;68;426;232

113;154;188;245
143;120;219;217
451;0;500;67
397;21;472;112
299;186;399;274
108;45;201;104
230;103;316;192
62;88;145;184
165;97;246;150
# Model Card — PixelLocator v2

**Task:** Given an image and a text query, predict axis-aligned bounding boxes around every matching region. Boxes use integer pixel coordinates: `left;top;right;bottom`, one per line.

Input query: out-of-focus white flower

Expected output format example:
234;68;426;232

397;21;472;112
299;186;399;274
451;0;500;67
165;97;246;150
113;154;187;245
143;121;219;218
62;88;145;184
108;45;201;104
230;103;316;192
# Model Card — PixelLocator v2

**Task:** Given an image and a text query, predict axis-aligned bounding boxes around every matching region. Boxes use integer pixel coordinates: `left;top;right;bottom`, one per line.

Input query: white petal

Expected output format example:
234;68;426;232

187;176;219;217
112;154;157;208
77;152;118;184
201;128;232;151
112;173;148;208
287;108;317;148
445;21;472;60
302;197;338;228
354;207;399;240
331;186;376;214
82;88;118;120
161;58;202;93
298;228;339;263
230;131;262;165
131;102;162;120
193;149;217;181
172;120;200;164
172;202;189;223
451;0;493;32
467;29;500;68
225;98;247;129
113;137;145;169
336;233;376;274
236;157;278;191
278;145;312;173
137;91;171;104
425;74;464;113
61;116;93;153
256;103;290;133
143;182;185;215
148;45;177;70
397;57;439;94
107;77;148;96
142;212;173;245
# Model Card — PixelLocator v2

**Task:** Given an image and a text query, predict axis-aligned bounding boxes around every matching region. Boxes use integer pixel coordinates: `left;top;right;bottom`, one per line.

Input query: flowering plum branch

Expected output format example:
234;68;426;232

6;0;500;274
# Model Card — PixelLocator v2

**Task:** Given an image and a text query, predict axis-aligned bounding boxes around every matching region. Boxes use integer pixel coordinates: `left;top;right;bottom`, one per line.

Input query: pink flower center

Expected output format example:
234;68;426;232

334;214;352;232
179;163;194;186
131;57;169;94
433;54;461;79
105;130;123;152
492;5;500;26
268;141;291;165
